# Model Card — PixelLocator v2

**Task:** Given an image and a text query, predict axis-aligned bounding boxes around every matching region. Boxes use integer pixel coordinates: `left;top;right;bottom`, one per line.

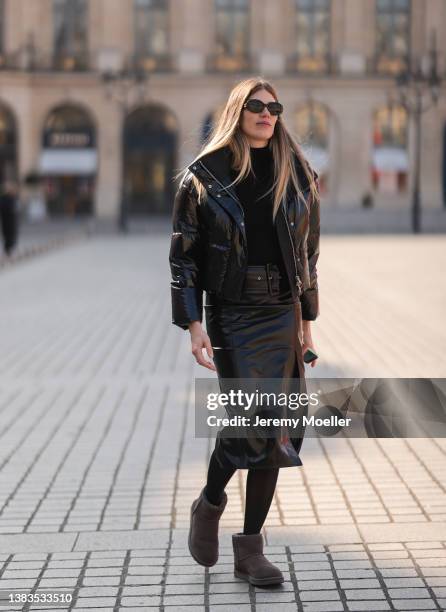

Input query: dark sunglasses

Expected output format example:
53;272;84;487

243;99;283;116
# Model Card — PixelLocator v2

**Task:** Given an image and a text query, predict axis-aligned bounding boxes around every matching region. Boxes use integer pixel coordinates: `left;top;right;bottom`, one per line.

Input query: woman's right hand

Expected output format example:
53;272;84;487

188;321;216;371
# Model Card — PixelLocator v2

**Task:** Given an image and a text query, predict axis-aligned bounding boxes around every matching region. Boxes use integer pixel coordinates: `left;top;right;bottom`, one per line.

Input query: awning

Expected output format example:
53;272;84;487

373;147;408;172
300;145;329;174
39;149;98;175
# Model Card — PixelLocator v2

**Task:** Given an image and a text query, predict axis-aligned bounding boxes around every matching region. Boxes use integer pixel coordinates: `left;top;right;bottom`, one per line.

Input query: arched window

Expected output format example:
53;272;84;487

53;0;88;70
134;0;170;71
213;0;250;71
43;105;95;146
123;105;178;214
40;105;97;217
290;0;331;73
372;105;408;193
375;0;411;74
295;102;329;193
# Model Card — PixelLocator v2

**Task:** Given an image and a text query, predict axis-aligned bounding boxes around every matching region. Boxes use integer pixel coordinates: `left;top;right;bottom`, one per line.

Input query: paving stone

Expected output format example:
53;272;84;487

71;597;117;607
294;570;334;580
82;576;120;586
345;602;391;611
162;594;205;605
119;595;161;606
297;579;337;590
76;585;119;597
84;567;122;576
431;586;446;597
344;588;387;599
338;578;381;589
300;589;341;602
383;577;426;587
206;606;250;612
120;585;163;596
254;591;299;602
289;603;344;611
38;578;78;587
1;569;42;578
387;599;437;609
74;529;170;551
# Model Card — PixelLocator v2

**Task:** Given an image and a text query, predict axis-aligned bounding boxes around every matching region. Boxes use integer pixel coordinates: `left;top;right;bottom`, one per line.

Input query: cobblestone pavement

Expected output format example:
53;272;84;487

0;220;92;269
0;233;445;611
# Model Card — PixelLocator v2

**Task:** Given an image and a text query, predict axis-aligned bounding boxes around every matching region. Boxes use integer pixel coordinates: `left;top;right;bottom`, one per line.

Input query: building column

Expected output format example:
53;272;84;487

93;0;132;71
174;0;212;73
421;1;446;208
5;0;53;67
14;87;41;183
419;103;446;209
253;0;287;75
331;93;373;207
95;101;122;221
338;0;374;74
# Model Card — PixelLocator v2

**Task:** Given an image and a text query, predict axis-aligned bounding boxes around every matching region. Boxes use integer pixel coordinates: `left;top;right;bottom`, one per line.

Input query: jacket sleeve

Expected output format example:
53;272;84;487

300;176;320;321
169;177;204;330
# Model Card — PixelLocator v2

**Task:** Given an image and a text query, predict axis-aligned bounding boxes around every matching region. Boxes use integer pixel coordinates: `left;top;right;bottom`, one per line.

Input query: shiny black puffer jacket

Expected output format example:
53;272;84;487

169;145;320;330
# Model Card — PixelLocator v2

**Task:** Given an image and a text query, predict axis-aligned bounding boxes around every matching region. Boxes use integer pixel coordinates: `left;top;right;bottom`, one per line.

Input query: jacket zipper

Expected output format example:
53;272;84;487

198;160;245;220
281;199;302;292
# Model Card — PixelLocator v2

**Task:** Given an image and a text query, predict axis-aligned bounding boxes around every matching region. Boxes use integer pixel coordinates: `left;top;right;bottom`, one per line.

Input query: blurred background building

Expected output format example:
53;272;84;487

0;0;445;224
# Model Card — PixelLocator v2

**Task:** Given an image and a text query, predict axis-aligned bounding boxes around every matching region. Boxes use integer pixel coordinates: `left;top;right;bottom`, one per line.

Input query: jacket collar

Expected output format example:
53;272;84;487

187;144;318;245
188;144;318;197
188;145;241;205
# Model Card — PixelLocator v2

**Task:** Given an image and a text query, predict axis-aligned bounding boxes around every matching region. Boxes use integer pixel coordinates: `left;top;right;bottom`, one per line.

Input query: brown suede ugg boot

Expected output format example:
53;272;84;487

232;532;284;586
188;487;228;567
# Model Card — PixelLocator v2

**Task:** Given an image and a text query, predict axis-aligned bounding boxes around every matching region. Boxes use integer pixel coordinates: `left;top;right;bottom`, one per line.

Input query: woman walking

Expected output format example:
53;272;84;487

169;77;320;586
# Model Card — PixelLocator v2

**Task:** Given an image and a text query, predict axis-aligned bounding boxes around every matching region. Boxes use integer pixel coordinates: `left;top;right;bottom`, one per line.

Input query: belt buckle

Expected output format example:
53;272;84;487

246;266;265;293
266;263;273;294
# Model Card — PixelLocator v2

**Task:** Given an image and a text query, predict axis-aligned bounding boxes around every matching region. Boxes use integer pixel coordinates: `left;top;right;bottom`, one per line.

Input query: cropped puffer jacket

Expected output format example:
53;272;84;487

169;145;320;330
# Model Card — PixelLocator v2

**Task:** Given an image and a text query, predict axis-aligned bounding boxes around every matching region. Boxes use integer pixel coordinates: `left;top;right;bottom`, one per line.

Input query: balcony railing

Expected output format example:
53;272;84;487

52;51;90;72
131;53;174;73
0;48;92;72
206;53;252;73
0;48;418;78
285;52;337;76
366;53;412;76
0;48;177;74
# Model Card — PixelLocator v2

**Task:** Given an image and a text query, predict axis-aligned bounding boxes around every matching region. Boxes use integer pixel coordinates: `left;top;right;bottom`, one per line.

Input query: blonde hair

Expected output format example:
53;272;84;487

176;76;319;220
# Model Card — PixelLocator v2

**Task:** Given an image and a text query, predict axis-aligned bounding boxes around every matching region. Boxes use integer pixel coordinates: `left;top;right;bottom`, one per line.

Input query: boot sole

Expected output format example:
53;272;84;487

188;503;217;567
234;568;284;586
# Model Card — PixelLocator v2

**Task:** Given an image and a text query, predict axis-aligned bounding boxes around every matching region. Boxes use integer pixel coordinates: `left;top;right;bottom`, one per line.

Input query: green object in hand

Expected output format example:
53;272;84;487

303;348;318;363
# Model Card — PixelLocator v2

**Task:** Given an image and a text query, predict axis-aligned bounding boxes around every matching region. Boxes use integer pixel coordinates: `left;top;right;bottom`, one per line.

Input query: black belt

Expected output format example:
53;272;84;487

243;263;282;294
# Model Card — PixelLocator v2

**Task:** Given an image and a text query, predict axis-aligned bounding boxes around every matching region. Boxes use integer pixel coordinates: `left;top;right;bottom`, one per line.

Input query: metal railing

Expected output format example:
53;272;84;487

206;53;252;73
365;53;412;77
285;52;337;76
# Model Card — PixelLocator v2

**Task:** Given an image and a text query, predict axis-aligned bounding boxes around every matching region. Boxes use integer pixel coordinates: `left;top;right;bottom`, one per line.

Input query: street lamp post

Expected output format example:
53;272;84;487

99;58;148;233
394;31;442;234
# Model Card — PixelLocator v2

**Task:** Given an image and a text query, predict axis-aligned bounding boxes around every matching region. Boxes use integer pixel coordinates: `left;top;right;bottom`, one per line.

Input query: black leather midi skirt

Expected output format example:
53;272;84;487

205;263;308;470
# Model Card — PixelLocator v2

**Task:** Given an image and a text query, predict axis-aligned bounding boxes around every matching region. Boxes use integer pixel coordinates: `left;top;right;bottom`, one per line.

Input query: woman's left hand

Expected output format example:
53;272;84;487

301;323;318;368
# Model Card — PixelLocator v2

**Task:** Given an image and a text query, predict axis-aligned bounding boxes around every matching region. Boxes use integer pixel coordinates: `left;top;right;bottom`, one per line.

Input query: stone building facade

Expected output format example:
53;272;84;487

0;0;445;221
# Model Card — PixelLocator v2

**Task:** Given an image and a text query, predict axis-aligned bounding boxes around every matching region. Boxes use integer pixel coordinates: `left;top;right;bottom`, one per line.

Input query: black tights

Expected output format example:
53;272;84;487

204;449;279;535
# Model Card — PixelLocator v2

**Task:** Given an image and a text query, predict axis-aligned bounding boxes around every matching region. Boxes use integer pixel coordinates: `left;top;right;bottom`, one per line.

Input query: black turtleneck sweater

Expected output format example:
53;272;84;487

230;144;285;269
